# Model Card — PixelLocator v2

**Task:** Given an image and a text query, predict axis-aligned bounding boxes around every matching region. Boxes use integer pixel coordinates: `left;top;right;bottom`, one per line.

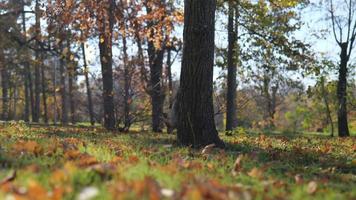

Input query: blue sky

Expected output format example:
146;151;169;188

81;0;355;86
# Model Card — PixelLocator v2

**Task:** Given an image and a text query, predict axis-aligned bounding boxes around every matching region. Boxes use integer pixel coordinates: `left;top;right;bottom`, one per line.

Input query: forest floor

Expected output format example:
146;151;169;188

0;123;355;200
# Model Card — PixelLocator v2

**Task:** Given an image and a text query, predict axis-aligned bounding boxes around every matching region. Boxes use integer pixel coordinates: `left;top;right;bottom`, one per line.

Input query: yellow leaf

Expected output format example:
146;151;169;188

248;167;263;178
307;181;318;194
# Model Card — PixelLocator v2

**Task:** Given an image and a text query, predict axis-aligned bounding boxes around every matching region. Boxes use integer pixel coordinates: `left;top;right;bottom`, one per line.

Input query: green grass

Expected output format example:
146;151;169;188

0;123;355;200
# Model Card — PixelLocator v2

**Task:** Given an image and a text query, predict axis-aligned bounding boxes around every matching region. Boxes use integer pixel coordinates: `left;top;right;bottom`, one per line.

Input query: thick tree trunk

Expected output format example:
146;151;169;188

337;43;349;137
226;0;238;131
98;0;116;130
81;43;95;126
176;0;224;148
148;45;165;133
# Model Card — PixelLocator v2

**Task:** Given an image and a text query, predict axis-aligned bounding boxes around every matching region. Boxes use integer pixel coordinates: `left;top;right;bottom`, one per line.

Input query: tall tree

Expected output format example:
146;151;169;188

81;42;95;126
144;1;166;132
33;0;41;122
226;0;238;131
176;0;224;147
328;0;355;137
98;0;116;130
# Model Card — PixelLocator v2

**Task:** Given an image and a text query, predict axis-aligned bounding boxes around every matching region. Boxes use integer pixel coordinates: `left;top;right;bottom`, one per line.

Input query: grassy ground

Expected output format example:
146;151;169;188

0;123;355;200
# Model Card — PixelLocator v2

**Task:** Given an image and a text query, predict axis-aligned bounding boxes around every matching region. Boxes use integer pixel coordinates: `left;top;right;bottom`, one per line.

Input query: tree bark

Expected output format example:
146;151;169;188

226;0;238;131
337;42;350;137
148;45;165;132
41;62;48;124
67;37;76;125
166;48;174;109
98;0;116;130
145;3;165;133
176;0;224;148
21;0;33;122
33;0;41;122
320;77;334;137
0;51;9;120
122;24;131;131
81;43;95;126
59;47;68;125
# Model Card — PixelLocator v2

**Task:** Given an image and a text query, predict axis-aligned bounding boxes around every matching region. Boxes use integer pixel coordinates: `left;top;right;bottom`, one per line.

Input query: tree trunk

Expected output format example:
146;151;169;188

81;43;95;126
98;0;116;130
122;24;131;131
41;63;48;124
1;68;9;120
59;50;68;125
176;0;224;148
320;77;334;137
33;0;41;122
226;0;238;131
145;4;165;133
13;83;18;120
52;58;58;125
148;45;165;133
166;48;174;109
337;43;349;137
22;1;34;122
67;38;76;125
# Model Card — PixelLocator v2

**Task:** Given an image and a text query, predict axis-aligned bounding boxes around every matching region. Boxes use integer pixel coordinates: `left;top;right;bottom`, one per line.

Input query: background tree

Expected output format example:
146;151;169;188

327;0;356;137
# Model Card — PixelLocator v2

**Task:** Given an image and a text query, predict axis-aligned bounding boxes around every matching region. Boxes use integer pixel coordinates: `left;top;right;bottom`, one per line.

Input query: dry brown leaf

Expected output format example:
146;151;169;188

0;170;16;185
232;155;244;175
294;174;303;184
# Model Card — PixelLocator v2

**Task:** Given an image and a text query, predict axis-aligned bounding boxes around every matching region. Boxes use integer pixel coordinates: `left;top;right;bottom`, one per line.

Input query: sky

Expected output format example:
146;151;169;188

80;0;355;87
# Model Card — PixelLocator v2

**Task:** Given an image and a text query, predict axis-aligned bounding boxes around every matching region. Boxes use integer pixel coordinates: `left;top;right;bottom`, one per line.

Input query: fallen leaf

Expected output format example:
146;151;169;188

247;167;263;179
201;144;216;155
0;170;16;185
294;174;303;184
232;155;244;175
307;181;318;194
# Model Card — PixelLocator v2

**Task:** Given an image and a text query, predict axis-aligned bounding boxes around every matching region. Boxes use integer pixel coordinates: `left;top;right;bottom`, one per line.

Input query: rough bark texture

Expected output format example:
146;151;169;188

176;0;224;148
337;43;350;137
148;45;165;132
98;0;116;130
82;43;95;126
226;0;238;131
